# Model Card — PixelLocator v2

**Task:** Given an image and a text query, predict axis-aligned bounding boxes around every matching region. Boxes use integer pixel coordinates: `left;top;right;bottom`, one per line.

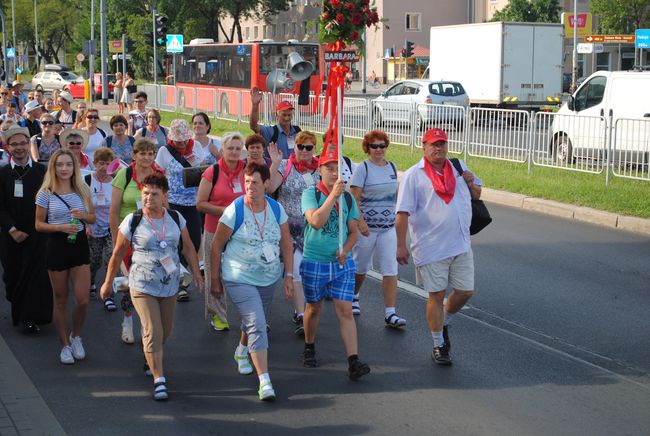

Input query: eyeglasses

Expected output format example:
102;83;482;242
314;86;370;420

369;143;387;149
41;121;55;126
134;100;145;103
296;144;314;151
0;92;8;96
86;115;99;120
8;141;28;147
28;97;34;100
67;141;83;146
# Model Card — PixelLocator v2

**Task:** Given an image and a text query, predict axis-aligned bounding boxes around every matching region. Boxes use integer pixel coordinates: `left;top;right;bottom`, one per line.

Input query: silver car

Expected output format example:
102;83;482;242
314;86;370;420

31;67;83;92
372;79;470;131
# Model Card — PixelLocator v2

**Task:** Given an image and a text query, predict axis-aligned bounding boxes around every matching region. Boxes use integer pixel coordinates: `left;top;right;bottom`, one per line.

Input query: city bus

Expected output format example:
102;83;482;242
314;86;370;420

167;39;324;115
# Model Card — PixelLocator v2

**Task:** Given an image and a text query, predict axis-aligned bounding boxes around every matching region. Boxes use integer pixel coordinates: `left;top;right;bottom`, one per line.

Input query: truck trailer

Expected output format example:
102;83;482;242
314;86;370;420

429;22;564;109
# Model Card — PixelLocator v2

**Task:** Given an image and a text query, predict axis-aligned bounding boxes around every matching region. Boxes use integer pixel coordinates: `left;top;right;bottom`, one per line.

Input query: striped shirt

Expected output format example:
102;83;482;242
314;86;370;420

35;191;87;232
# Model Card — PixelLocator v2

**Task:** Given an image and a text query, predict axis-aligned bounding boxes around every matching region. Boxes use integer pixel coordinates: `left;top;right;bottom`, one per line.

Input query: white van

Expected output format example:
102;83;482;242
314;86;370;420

551;70;650;166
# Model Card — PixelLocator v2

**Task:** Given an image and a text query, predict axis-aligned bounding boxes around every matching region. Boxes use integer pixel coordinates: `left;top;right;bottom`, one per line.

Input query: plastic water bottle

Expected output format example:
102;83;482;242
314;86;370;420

112;277;129;293
67;217;80;243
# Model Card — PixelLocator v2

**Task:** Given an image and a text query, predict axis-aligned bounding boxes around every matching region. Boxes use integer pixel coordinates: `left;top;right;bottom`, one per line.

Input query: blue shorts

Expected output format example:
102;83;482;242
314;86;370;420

300;257;356;303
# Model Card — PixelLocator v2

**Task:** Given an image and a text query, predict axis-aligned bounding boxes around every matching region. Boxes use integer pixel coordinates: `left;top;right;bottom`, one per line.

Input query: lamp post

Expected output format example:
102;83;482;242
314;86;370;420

571;0;577;93
34;0;39;70
11;0;16;78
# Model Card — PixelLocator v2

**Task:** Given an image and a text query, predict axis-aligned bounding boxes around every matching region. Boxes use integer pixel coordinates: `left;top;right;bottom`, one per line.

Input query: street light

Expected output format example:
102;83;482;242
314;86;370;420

571;0;577;93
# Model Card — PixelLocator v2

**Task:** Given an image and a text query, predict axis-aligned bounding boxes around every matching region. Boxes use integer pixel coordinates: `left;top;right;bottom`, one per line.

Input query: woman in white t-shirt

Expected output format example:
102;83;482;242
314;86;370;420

81;108;107;161
350;130;405;328
192;112;221;165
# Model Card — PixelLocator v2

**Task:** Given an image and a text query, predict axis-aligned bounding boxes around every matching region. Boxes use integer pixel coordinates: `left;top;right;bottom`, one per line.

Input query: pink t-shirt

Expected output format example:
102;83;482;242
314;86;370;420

202;164;245;233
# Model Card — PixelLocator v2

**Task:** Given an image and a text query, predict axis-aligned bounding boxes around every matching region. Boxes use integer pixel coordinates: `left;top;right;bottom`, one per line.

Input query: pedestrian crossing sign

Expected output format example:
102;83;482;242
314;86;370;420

6;48;15;59
166;34;184;53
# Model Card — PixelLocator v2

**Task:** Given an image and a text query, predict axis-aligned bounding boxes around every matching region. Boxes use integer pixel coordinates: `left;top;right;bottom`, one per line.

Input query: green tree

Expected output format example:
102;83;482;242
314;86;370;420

590;0;650;34
221;0;290;43
491;0;561;23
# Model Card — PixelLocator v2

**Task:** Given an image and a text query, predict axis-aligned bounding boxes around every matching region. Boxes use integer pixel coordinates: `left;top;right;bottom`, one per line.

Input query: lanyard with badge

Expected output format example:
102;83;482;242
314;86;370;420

12;165;31;198
247;199;276;263
143;211;177;274
94;177;107;206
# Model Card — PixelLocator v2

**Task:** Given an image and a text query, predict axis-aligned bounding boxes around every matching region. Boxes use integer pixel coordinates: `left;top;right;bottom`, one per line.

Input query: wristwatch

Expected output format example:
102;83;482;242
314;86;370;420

8;226;17;234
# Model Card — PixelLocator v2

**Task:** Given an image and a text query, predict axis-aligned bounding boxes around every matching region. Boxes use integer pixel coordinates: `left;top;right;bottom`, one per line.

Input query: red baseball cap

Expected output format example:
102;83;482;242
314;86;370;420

276;101;294;112
422;128;448;144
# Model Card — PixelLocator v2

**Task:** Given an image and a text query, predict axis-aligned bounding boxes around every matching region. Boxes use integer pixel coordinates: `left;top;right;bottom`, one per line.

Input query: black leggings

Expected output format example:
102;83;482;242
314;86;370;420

170;204;201;260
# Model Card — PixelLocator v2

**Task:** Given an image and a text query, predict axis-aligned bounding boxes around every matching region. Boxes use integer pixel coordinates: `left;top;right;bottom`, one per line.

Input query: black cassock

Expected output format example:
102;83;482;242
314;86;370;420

0;161;52;326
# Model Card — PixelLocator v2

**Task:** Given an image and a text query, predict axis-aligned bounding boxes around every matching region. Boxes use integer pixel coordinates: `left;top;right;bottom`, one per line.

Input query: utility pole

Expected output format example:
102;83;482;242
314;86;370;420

89;0;95;105
571;0;577;93
361;28;366;94
0;10;6;85
100;0;108;104
152;8;157;84
11;0;16;79
121;33;126;76
34;0;38;70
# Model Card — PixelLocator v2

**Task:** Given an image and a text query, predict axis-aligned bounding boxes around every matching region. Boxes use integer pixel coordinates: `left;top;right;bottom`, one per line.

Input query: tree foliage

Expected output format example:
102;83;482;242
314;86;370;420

590;0;650;34
490;0;561;23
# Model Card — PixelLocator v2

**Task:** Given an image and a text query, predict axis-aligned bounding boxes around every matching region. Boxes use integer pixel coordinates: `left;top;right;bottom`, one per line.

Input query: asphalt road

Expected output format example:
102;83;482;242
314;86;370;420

1;202;649;435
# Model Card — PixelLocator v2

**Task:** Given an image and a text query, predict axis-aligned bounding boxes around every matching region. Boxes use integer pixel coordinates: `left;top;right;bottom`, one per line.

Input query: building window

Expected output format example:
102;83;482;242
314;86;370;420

313;20;319;34
405;13;421;31
282;23;288;37
303;21;308;35
245;27;250;40
254;26;259;39
272;24;277;38
596;52;610;71
291;22;297;36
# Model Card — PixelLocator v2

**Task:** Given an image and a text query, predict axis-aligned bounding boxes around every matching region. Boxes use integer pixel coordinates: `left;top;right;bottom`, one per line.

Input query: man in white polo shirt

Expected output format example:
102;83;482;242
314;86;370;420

395;128;482;365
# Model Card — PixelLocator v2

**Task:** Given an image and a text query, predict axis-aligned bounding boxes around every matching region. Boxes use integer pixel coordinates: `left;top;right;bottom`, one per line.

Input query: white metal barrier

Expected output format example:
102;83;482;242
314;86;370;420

369;99;415;146
414;103;467;154
533;112;607;174
468;108;530;163
611;118;650;181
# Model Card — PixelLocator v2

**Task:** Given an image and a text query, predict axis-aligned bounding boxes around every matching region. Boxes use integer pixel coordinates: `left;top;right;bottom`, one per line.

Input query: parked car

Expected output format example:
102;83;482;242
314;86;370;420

372;79;469;131
31;64;84;94
93;73;116;98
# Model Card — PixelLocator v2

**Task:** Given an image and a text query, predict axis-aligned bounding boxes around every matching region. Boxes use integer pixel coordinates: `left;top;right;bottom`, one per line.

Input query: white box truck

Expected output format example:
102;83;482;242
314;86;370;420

429;22;564;109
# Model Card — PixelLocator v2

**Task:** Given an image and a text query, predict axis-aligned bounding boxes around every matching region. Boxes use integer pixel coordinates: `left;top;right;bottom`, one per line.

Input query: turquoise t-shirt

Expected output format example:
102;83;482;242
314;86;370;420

301;185;360;262
219;200;288;286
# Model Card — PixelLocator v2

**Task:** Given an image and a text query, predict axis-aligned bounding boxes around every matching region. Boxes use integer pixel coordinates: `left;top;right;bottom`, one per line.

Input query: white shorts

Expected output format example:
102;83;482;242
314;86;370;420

352;229;398;276
292;248;303;283
415;249;474;292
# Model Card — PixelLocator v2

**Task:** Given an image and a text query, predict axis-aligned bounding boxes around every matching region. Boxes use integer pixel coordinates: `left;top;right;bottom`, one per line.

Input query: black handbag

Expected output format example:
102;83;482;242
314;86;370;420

449;158;492;235
126;84;137;93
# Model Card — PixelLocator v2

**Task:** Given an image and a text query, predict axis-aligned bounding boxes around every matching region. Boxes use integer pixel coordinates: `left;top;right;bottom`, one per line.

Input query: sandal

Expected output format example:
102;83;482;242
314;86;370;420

153;381;168;401
104;297;117;312
385;313;406;329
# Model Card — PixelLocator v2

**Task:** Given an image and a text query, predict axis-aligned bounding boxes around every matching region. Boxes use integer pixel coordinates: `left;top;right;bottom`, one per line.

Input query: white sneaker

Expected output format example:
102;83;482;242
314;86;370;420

258;380;276;401
234;351;253;375
68;335;85;360
121;321;134;344
60;346;75;364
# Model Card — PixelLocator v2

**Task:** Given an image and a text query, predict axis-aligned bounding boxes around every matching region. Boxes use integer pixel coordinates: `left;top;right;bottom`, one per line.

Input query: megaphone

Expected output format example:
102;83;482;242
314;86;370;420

287;52;313;81
266;69;295;94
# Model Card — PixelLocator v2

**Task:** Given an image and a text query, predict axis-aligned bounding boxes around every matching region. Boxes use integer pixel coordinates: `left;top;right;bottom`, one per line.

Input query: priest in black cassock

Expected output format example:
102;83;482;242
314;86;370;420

0;126;52;332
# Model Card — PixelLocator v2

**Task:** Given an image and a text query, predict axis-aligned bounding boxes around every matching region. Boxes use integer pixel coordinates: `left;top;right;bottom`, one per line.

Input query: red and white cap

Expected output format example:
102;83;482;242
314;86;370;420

422;128;448;144
276;100;294;112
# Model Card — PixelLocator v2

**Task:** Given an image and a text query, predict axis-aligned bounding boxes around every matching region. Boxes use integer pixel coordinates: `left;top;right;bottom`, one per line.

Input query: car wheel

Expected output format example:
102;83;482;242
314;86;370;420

220;93;229;116
552;134;573;164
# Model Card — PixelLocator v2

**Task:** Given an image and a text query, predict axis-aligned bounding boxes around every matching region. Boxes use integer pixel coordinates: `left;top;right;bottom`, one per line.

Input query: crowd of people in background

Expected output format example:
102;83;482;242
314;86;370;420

0;85;482;402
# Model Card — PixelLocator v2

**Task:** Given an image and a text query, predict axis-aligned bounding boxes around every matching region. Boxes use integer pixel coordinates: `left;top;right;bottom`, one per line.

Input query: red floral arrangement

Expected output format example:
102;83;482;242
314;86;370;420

320;0;386;55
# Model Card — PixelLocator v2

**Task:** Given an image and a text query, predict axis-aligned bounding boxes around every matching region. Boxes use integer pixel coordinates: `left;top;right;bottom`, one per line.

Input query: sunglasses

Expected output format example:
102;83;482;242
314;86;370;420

86;115;99;120
1;92;8;96
369;143;388;149
68;141;83;146
41;121;54;126
296;144;314;151
8;141;29;147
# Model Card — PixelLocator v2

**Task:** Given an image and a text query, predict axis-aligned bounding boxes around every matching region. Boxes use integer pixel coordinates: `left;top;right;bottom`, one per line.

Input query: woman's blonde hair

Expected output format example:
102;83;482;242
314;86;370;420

222;131;244;148
40;149;92;210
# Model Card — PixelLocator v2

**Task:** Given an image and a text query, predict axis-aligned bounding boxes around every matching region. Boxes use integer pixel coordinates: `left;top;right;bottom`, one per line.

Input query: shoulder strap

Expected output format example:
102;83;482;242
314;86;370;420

159;126;167;137
232;196;246;234
265;195;282;223
52;192;72;209
98;128;107;138
314;189;353;214
210;163;220;196
84;174;92;186
363;160;368;186
128;136;135;146
36;136;42;148
124;166;134;190
71;111;77;122
271;125;280;144
105;136;113;148
165;144;192;168
449;158;463;177
139;127;147;137
129;209;144;246
389;161;397;177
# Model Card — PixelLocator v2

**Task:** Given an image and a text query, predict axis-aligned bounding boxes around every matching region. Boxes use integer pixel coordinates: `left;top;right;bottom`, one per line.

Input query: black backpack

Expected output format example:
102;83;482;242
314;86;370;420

129;208;183;251
106;135;135;149
270;124;301;144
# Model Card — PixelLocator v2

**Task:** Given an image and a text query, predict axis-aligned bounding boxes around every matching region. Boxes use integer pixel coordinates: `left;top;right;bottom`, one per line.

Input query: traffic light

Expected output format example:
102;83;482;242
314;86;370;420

155;14;168;47
405;40;414;58
144;32;154;43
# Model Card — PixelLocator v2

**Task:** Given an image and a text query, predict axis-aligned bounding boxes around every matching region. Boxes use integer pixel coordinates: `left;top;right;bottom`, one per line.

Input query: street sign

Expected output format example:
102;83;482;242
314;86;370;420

15;68;22;75
166;34;183;53
577;43;604;54
76;53;85;62
635;29;650;49
562;13;592;38
6;48;15;59
324;51;359;62
109;40;123;53
82;40;97;56
584;34;635;44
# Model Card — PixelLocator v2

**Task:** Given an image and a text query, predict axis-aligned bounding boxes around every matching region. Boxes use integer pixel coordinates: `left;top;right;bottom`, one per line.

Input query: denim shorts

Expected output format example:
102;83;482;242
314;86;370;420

300;257;356;303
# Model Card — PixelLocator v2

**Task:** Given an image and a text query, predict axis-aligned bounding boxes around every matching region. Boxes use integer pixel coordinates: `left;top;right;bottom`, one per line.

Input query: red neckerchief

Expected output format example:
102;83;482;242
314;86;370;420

80;153;90;169
130;162;165;191
423;159;456;205
289;153;319;174
167;138;194;157
316;181;340;213
218;158;245;189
